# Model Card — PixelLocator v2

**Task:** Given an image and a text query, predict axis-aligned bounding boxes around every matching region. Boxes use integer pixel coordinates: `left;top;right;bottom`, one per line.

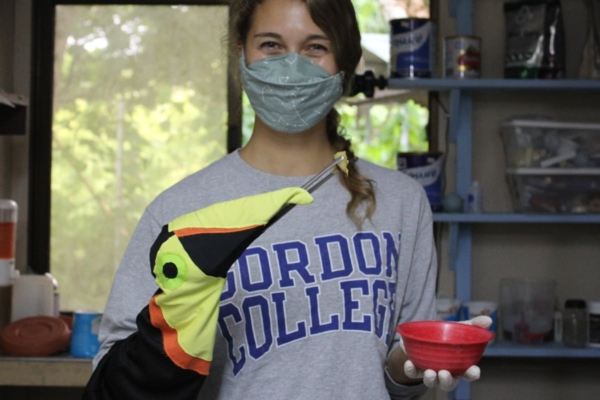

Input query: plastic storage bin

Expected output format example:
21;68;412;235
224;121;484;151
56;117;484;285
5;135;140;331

501;119;600;168
506;168;600;213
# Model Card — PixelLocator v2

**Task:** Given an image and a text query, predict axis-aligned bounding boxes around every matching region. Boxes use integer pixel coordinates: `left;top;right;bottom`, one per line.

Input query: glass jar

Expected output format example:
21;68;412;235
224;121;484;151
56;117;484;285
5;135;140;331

588;301;600;348
563;299;588;348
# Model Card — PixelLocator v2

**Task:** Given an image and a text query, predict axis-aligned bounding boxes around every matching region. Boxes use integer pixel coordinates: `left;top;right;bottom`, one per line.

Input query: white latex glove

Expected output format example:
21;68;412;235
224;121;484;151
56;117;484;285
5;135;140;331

401;316;493;391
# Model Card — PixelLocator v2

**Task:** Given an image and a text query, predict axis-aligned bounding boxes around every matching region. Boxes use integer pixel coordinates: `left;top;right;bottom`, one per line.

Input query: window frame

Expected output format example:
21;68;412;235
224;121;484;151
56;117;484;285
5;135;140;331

29;0;241;274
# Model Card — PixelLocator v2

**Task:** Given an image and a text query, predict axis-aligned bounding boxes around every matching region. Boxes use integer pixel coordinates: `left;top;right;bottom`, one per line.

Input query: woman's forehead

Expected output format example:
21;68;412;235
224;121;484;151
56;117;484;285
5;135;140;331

249;0;328;39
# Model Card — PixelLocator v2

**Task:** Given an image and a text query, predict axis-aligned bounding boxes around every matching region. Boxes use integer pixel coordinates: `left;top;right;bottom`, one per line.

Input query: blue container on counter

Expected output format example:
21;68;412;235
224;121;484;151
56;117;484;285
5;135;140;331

70;310;102;358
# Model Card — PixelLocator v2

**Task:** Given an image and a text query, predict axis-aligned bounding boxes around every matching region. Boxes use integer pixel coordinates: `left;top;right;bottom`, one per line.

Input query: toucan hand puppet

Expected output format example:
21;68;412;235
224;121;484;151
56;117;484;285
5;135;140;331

83;187;313;400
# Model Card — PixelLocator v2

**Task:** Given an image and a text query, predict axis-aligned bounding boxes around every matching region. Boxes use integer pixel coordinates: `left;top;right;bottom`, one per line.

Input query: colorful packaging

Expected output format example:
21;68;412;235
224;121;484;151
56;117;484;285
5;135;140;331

504;0;566;79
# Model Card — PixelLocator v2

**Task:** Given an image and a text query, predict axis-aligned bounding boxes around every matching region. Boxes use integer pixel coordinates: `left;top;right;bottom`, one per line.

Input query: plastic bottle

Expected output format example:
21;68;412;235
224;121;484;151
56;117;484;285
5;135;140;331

553;310;563;343
563;299;588;348
0;199;18;286
0;199;18;331
467;181;483;213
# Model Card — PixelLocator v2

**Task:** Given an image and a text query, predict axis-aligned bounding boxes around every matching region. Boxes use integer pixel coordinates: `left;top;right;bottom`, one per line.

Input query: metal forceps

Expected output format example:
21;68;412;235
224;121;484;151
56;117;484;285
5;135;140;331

266;153;347;227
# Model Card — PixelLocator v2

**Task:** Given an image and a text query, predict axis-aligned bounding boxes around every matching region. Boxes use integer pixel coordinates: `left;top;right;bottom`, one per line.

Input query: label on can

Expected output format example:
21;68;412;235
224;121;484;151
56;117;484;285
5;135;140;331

390;19;435;78
444;36;481;78
397;152;444;211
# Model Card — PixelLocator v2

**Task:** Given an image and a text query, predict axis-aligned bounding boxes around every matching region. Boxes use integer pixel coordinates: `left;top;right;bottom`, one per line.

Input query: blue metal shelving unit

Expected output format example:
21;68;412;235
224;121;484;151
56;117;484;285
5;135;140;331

386;78;600;92
387;0;600;398
433;213;600;224
484;342;600;358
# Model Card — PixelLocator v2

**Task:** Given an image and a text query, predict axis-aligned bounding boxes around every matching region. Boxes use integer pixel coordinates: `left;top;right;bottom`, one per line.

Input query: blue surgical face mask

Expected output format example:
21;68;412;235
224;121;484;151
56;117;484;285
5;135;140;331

240;52;344;134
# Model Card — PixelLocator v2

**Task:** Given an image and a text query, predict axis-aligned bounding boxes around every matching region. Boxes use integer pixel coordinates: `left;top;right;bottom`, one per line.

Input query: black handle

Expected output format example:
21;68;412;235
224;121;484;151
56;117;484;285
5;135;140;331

349;70;388;98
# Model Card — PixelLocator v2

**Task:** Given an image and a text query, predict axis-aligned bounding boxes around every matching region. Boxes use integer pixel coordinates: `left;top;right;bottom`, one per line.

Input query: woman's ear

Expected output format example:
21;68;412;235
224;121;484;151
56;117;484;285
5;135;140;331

237;42;243;56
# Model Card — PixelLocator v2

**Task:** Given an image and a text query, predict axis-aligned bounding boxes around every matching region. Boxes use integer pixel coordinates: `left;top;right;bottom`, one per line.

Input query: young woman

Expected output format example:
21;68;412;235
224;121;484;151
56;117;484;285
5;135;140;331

85;0;490;399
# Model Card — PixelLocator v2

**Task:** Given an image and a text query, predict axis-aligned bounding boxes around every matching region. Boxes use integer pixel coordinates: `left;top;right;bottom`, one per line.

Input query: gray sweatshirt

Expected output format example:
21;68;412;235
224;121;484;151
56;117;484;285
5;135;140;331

94;150;436;400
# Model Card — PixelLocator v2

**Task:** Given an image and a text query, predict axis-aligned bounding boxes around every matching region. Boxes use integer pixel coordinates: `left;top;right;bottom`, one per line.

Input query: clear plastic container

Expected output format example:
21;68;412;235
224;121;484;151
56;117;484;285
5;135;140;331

563;299;588;348
501;119;600;169
499;278;556;344
506;168;600;213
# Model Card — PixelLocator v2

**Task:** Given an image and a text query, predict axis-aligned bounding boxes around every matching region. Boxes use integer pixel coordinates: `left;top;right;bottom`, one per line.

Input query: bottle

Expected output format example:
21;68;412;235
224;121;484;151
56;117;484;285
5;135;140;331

563;299;588;348
467;181;483;213
0;199;18;331
553;310;563;343
588;301;600;348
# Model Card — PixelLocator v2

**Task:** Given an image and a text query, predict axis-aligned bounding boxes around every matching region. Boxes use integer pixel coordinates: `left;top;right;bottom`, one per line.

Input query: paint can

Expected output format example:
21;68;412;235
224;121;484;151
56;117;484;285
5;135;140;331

70;310;102;358
397;152;444;211
390;18;436;78
444;35;482;78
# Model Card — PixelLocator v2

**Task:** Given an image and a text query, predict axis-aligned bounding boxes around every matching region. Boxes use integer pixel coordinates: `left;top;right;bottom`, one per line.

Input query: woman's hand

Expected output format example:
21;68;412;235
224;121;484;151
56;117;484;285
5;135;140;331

397;316;493;391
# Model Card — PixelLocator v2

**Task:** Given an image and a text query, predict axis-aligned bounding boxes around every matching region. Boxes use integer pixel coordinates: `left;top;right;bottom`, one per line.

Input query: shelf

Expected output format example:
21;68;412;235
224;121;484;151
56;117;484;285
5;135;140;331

387;78;600;92
0;91;28;136
433;213;600;223
484;342;600;358
0;354;92;387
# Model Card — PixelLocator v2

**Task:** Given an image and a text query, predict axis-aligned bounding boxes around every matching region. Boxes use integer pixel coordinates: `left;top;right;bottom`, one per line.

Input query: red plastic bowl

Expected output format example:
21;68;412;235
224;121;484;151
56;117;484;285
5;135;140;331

397;320;494;376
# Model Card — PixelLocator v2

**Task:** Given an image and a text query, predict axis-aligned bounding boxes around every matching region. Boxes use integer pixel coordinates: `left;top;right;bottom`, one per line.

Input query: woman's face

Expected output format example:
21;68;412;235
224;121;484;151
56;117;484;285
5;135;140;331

243;0;338;76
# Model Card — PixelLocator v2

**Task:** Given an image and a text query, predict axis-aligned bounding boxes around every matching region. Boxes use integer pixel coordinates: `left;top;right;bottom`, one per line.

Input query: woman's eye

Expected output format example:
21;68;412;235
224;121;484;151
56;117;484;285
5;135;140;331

305;44;329;56
260;41;282;52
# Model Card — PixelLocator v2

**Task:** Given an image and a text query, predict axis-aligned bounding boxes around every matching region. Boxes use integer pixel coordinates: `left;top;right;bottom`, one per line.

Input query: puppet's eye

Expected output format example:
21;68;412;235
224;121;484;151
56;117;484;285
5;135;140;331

155;253;187;290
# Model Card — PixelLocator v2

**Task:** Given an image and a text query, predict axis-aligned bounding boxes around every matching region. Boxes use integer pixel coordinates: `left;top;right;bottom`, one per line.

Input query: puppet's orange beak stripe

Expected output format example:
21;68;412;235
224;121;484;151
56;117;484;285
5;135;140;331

149;295;211;375
174;225;262;238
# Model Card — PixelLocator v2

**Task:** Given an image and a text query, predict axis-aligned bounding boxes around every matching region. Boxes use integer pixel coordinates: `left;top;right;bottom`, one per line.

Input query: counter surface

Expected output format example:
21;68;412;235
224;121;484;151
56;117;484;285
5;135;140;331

0;353;92;387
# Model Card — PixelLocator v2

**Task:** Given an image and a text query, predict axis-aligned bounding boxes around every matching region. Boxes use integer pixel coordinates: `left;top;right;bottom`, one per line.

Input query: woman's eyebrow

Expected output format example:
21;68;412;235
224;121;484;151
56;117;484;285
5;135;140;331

305;34;330;41
252;32;330;41
253;32;283;40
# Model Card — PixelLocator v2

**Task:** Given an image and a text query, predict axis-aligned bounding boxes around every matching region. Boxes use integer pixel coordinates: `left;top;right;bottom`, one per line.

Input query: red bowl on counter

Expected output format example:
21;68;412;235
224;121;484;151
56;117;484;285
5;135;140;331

397;320;494;376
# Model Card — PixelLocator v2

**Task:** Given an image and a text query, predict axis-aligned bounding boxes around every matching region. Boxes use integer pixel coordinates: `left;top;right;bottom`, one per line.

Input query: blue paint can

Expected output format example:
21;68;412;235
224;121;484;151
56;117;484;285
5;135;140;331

397;152;444;211
70;310;102;358
390;18;436;78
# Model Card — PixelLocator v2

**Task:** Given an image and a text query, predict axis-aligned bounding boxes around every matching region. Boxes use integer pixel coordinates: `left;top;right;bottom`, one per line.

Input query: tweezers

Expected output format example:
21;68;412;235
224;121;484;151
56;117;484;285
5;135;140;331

301;153;347;193
266;153;347;227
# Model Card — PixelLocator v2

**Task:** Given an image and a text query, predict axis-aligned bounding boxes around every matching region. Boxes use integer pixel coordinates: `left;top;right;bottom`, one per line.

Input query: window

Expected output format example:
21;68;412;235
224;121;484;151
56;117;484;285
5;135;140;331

30;1;239;312
346;0;432;169
30;0;432;312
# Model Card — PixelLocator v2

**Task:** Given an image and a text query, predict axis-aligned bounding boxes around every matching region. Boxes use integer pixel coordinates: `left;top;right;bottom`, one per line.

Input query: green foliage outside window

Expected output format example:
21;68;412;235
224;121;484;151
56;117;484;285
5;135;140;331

52;5;228;311
50;2;429;312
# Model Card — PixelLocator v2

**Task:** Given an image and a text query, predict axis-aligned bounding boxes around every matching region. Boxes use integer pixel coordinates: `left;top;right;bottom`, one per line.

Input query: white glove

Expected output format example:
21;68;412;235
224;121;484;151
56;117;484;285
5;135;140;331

401;316;492;391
